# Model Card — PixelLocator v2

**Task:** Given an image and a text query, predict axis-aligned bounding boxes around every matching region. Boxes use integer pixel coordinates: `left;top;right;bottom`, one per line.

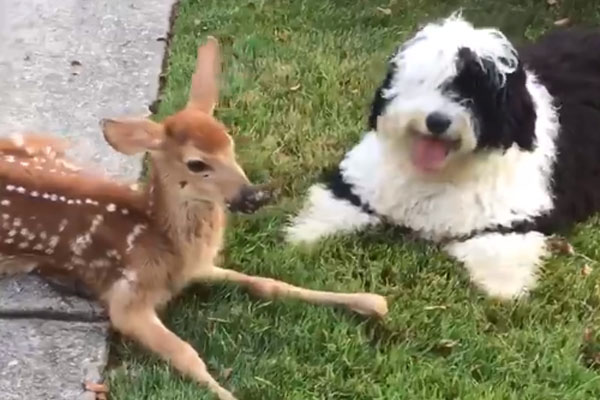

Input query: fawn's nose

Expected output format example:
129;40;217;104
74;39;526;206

425;112;452;135
227;184;273;214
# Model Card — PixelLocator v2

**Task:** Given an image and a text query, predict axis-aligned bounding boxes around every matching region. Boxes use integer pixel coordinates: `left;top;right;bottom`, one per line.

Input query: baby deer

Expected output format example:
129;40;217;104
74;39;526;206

0;37;388;399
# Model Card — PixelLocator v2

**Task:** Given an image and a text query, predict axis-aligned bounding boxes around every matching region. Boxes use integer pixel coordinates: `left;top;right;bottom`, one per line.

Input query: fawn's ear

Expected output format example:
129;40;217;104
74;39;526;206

187;36;221;114
101;118;165;155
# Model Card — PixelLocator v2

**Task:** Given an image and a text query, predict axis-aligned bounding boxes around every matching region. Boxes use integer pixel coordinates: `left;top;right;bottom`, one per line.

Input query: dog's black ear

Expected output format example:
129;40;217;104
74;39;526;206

368;62;396;131
502;64;537;151
451;47;536;151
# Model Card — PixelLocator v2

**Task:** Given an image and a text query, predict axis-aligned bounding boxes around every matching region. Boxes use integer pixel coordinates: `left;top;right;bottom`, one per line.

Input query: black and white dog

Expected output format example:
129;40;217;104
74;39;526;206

286;13;600;299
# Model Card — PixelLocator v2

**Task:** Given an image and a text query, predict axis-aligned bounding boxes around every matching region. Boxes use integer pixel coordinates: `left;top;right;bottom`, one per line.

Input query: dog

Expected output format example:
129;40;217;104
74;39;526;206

286;12;600;299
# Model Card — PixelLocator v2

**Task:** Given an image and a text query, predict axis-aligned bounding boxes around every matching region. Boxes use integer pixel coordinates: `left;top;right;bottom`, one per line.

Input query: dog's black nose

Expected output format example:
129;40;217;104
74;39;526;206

425;112;452;135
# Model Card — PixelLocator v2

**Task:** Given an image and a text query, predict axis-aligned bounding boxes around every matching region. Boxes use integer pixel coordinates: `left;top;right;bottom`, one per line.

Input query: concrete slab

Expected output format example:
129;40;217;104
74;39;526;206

0;0;178;397
0;0;176;180
0;319;109;400
0;275;106;321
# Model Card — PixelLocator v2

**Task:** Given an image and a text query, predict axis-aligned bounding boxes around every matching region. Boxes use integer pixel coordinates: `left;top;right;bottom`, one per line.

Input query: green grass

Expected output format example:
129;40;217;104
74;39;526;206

108;1;600;399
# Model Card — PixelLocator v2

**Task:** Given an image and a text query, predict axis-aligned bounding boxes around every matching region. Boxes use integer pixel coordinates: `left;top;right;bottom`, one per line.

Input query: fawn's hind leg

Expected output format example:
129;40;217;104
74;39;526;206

199;266;388;318
108;298;236;400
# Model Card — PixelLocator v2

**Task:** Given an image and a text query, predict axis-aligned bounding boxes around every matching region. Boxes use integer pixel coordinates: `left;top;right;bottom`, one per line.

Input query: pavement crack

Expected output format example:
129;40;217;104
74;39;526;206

0;310;107;323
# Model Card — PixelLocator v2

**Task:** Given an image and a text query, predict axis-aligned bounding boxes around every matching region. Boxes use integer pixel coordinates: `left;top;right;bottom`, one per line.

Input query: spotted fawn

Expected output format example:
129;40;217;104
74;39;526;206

0;38;388;399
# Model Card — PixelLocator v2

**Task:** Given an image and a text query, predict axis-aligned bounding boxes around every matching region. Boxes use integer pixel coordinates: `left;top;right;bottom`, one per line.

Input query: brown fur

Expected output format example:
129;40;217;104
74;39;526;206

1;37;388;400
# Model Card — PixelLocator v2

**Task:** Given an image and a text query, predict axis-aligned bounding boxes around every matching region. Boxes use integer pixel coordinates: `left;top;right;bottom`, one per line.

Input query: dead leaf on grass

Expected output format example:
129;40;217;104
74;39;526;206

554;18;571;27
84;381;108;394
376;7;392;15
439;339;459;348
582;264;593;276
424;305;448;311
546;236;574;255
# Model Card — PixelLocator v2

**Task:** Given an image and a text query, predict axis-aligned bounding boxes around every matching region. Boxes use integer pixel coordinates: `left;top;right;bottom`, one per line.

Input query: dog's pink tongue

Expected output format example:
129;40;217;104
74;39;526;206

411;137;448;172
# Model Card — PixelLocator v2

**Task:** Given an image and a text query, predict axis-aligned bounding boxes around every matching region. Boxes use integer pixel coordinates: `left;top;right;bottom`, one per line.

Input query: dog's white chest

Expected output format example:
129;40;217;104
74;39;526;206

342;132;555;241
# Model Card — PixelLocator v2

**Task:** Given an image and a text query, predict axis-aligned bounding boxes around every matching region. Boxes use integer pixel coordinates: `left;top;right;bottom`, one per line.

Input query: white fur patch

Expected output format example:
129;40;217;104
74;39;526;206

445;232;548;299
285;185;380;244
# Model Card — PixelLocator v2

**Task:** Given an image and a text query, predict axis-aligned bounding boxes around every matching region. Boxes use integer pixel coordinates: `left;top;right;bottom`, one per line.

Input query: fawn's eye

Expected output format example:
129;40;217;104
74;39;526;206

186;160;212;173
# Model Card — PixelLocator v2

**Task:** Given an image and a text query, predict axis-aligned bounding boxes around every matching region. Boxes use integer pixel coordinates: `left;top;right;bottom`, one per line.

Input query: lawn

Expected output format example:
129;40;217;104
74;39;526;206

108;0;600;399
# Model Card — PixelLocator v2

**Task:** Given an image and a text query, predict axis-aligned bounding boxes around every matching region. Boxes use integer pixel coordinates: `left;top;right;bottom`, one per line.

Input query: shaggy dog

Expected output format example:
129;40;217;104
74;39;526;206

286;13;600;299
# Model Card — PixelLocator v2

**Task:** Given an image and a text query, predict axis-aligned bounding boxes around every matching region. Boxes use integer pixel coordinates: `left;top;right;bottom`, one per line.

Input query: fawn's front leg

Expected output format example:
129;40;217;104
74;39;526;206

108;296;236;400
199;266;389;318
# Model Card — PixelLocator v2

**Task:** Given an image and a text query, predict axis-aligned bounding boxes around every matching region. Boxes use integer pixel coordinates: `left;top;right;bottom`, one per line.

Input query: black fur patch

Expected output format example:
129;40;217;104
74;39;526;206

323;166;375;215
445;47;537;151
368;61;397;131
518;27;600;234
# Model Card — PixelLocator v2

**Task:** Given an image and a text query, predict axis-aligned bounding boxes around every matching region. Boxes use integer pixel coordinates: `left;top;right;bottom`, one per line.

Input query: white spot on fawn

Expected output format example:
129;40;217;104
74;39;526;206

48;235;60;249
13;218;21;227
6;185;15;192
71;233;92;256
20;161;29;167
90;258;111;269
126;224;147;253
16;187;25;194
50;194;58;201
33;243;43;251
8;230;16;237
4;238;14;244
90;215;104;233
1;214;8;220
58;219;68;232
18;242;28;249
106;249;121;261
59;196;66;202
121;208;129;215
1;200;10;206
71;256;86;266
4;156;15;163
40;231;47;240
30;191;39;197
106;203;116;212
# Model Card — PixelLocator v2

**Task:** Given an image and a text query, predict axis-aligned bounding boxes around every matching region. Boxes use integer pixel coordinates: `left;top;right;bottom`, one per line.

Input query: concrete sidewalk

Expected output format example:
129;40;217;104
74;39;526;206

0;0;177;398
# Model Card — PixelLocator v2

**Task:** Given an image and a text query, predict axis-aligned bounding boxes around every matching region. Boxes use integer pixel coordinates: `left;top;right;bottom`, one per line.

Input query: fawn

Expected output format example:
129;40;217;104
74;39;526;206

0;37;388;399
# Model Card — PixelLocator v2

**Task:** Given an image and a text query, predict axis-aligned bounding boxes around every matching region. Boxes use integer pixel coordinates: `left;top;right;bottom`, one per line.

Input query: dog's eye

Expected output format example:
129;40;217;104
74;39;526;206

186;160;212;173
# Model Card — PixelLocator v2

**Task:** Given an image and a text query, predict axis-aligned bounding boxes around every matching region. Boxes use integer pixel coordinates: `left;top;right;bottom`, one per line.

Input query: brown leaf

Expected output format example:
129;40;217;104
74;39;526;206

554;18;571;27
582;264;593;276
439;339;458;348
84;382;108;394
584;327;593;342
376;7;392;15
547;236;574;255
424;305;448;311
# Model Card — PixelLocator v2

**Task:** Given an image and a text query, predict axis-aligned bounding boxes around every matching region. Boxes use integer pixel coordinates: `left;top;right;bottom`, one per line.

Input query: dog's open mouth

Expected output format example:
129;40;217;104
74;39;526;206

411;135;459;172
